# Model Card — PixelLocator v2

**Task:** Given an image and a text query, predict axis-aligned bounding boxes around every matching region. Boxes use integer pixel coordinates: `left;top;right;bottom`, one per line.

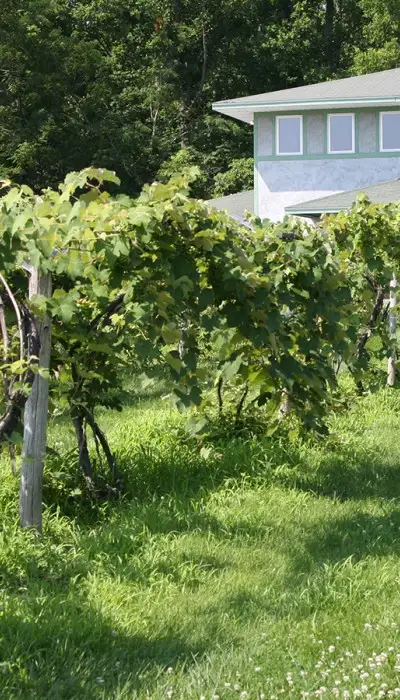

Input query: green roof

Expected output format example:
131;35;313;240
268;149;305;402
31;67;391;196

213;67;400;124
285;178;400;215
206;190;254;221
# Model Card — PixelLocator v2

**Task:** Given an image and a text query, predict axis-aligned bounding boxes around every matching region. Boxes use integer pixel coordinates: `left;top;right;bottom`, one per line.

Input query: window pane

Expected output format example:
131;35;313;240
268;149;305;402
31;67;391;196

329;115;353;152
278;117;301;154
382;113;400;150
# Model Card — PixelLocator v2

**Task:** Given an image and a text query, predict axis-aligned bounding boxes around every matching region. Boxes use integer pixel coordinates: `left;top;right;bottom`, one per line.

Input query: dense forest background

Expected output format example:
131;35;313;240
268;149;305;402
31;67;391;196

0;0;399;199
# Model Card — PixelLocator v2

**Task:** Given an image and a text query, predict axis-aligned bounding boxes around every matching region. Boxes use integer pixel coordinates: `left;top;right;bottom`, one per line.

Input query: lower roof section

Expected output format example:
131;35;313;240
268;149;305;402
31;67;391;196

206;190;254;222
285;178;400;216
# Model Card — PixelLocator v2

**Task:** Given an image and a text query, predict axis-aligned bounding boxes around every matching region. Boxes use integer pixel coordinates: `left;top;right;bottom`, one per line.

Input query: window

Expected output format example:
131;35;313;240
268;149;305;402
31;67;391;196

276;115;303;155
380;112;400;152
328;114;355;154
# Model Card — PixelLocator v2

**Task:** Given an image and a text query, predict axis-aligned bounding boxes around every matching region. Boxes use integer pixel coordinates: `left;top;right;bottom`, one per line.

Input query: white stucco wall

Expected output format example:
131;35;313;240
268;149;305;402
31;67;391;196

257;158;400;221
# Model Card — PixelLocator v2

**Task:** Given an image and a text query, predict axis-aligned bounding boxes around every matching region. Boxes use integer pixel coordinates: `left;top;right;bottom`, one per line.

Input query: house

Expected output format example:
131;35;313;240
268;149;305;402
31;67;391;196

212;68;400;222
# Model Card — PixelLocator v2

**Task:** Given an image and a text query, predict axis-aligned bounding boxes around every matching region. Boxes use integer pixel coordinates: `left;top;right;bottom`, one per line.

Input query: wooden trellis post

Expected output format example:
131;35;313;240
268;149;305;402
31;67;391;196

387;275;397;387
19;268;52;532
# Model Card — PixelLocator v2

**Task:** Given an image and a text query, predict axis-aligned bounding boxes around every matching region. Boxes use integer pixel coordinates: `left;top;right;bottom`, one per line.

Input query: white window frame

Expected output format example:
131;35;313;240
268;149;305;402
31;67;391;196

276;115;303;156
380;111;400;152
328;113;355;154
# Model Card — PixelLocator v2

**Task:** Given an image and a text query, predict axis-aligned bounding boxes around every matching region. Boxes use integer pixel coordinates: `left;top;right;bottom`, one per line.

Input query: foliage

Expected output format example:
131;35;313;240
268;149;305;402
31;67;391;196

1;166;400;503
324;197;400;388
212;157;254;197
157;147;208;198
0;0;393;198
351;0;400;73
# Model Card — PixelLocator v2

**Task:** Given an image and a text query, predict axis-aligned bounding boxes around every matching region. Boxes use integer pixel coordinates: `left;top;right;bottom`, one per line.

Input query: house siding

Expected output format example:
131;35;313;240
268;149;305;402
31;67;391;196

358;112;377;153
306;113;325;154
255;108;400;220
256;115;274;156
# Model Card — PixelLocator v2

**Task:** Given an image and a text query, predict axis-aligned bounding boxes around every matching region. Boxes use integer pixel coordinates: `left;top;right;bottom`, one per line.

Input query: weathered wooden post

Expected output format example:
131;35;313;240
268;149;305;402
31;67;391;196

387;275;397;387
19;269;52;532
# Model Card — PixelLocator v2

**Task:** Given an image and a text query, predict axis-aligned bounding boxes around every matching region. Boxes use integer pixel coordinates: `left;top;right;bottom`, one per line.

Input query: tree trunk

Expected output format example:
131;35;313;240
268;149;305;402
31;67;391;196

387;276;397;387
19;270;52;532
73;414;94;484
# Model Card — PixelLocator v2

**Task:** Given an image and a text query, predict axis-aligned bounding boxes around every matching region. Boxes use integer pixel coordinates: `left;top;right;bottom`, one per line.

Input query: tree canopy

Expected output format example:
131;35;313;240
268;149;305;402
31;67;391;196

0;0;398;198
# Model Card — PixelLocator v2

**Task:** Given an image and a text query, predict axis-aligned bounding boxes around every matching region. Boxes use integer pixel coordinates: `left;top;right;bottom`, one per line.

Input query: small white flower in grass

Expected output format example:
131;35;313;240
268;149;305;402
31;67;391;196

361;686;368;692
332;690;339;696
328;646;336;653
364;623;373;631
260;695;265;700
375;673;382;679
96;678;105;684
255;667;261;672
394;690;400;696
343;692;350;698
394;666;400;671
212;695;220;700
240;693;248;699
166;691;173;699
344;676;350;682
353;691;362;697
225;682;232;688
234;684;241;691
378;692;385;698
167;667;173;674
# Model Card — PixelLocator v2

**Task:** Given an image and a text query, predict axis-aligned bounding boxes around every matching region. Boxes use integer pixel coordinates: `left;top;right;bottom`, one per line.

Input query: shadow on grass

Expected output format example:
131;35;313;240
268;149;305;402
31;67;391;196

293;508;400;571
0;589;205;700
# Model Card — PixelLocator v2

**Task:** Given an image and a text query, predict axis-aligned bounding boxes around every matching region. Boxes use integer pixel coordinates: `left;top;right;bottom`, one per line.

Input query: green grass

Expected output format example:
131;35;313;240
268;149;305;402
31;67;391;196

2;390;400;698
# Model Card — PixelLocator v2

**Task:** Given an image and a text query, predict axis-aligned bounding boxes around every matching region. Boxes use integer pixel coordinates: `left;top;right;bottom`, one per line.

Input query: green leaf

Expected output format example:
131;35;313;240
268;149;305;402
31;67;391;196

222;355;242;381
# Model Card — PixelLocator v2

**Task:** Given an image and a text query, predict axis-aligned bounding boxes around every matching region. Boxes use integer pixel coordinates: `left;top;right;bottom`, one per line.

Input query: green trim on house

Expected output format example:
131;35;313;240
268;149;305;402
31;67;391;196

256;152;400;162
287;207;342;215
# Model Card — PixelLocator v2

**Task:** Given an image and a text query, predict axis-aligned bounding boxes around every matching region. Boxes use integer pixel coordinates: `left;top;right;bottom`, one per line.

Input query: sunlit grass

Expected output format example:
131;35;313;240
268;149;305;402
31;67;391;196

2;389;400;698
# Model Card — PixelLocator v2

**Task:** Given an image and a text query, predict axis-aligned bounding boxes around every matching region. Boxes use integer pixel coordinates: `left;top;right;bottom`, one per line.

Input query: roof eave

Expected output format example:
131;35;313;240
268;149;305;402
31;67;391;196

213;96;400;124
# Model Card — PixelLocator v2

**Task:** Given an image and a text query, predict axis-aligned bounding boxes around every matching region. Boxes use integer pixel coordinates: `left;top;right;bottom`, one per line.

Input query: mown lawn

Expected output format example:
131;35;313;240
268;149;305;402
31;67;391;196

2;390;400;698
